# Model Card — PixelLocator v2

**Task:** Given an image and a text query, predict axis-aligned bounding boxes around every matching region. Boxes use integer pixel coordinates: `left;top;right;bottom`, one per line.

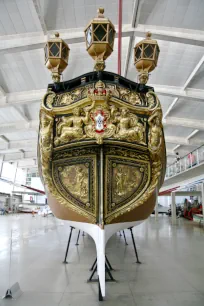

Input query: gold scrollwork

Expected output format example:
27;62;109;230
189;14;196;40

54;102;147;146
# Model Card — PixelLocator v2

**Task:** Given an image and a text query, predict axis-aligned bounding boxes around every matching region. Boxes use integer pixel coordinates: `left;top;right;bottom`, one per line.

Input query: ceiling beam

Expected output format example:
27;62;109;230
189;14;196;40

187;129;199;140
0;139;37;151
155;85;204;101
31;0;47;35
3;151;36;162
0;120;38;134
163;55;204;118
12;106;29;123
163;98;179;119
163;117;204;131
165;136;189;146
165;135;203;147
1;25;204;55
183;54;204;90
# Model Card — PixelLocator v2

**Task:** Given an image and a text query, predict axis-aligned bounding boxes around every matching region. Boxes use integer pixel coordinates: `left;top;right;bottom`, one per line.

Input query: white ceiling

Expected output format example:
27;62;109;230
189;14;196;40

0;0;204;170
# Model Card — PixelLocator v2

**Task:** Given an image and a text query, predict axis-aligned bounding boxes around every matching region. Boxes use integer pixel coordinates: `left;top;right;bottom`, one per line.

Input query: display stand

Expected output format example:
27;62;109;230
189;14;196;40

75;230;80;245
87;255;116;283
3;230;14;299
3;289;13;299
63;226;75;264
122;230;128;245
128;227;141;264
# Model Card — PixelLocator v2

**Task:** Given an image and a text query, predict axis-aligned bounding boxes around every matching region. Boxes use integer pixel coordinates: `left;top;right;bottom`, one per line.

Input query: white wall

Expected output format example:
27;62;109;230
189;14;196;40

31;177;46;204
159;195;192;207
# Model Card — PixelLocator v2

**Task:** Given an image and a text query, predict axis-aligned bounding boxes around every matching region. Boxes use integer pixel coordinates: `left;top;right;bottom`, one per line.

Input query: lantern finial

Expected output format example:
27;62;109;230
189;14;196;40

84;8;115;71
97;7;104;17
44;32;70;83
134;32;160;84
146;31;152;39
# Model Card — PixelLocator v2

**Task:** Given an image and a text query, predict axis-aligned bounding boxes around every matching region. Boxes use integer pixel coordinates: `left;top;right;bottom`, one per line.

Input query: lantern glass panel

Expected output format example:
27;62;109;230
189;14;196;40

135;46;142;61
86;26;92;47
143;44;154;58
62;43;68;61
93;24;107;41
109;27;114;46
49;42;60;57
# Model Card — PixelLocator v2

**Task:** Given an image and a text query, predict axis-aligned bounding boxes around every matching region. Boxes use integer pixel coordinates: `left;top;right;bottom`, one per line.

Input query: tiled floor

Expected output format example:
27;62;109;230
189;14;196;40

0;214;204;305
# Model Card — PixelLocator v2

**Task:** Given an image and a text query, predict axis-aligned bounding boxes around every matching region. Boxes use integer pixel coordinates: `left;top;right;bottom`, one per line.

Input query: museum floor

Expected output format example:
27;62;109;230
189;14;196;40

0;214;204;306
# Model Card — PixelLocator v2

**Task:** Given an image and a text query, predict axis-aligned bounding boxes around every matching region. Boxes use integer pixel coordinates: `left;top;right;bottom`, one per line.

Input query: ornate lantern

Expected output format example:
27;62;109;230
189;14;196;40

84;8;115;71
44;32;70;83
134;32;160;84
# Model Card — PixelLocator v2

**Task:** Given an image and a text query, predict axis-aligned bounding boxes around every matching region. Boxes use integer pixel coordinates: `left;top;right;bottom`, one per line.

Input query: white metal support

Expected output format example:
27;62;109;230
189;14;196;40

201;183;204;227
155;192;159;221
171;192;177;225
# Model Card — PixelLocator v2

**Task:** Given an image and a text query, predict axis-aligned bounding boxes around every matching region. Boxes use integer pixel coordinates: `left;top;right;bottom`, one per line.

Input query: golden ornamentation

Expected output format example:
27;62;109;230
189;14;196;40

104;151;151;220
148;110;162;152
39;110;97;223
113;164;142;201
54;108;89;145
42;83;158;109
39;73;166;224
39;111;54;187
84;8;116;71
113;107;146;144
44;32;70;83
59;165;89;203
84;104;116;145
105;157;162;223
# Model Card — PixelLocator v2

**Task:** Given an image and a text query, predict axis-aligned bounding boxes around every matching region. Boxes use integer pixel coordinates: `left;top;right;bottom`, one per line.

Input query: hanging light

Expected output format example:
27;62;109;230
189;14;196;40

84;8;115;71
44;32;70;83
134;32;160;84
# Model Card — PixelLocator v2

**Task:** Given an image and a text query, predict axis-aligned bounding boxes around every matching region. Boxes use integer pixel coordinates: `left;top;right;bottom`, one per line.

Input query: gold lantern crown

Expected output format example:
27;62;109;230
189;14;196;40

134;32;160;84
44;32;70;83
84;8;116;71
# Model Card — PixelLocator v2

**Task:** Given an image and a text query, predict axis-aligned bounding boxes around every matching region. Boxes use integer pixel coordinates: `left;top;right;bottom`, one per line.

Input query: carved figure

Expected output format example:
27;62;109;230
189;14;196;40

148;111;162;150
115;167;126;196
55;108;89;145
60;165;89;202
113;107;145;144
129;92;141;105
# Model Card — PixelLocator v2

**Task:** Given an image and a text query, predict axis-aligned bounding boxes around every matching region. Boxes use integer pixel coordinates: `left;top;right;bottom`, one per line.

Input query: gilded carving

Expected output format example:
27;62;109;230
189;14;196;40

105;158;162;223
42;81;157;109
105;154;150;217
39;73;166;225
59;165;89;203
113;164;142;200
39;111;54;186
148;110;162;152
54;107;89;145
113;107;145;144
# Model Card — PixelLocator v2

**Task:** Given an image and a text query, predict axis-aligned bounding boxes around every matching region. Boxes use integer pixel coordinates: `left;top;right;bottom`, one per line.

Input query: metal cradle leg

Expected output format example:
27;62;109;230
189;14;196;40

89;258;97;271
105;255;114;271
63;226;75;264
75;230;80;246
123;230;128;245
98;278;103;301
128;227;141;264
